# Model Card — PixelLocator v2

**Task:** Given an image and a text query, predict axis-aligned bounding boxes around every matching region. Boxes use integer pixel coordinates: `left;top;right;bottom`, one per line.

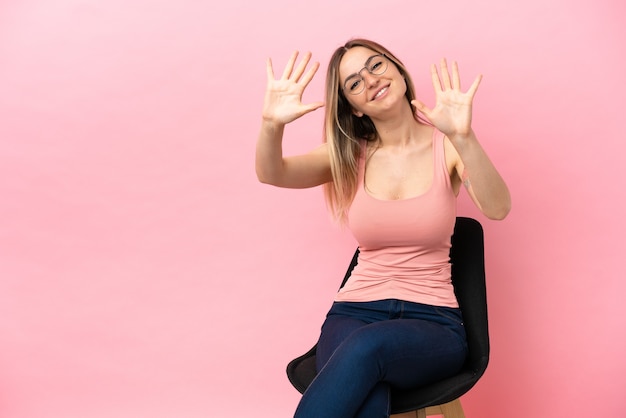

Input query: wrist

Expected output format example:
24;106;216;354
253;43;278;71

447;128;474;141
447;129;477;150
261;117;286;131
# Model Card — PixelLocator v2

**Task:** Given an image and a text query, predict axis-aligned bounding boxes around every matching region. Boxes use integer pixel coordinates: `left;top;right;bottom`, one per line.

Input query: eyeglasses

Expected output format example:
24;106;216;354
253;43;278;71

342;54;389;95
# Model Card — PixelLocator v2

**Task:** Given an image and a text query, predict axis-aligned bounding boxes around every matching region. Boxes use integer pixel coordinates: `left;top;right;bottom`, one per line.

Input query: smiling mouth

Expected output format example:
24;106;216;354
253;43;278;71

372;86;389;100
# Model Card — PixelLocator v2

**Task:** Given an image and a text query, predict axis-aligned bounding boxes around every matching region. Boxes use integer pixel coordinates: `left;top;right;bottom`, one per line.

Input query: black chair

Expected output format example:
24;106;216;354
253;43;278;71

286;217;488;418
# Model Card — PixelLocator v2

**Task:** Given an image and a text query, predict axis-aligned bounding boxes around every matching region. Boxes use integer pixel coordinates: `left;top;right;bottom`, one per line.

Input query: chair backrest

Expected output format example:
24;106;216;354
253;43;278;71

287;217;489;412
449;217;488;375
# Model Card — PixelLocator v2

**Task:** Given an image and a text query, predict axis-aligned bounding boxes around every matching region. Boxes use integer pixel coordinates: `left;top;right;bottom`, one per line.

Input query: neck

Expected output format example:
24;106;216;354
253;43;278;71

371;104;430;148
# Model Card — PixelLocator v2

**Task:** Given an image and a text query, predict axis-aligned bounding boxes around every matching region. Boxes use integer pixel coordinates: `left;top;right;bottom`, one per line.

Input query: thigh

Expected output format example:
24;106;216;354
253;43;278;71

316;311;369;372
315;300;396;372
351;318;468;389
315;300;467;387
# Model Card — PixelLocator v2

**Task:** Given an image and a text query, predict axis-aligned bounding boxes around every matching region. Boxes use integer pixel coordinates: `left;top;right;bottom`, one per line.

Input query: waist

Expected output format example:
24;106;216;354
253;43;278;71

335;269;458;308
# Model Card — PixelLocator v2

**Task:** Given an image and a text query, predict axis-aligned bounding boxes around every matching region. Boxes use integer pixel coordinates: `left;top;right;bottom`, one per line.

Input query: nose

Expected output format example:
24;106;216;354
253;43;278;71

361;70;379;87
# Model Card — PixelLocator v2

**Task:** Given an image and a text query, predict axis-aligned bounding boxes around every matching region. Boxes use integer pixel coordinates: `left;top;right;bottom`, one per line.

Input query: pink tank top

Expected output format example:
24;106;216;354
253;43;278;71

337;129;458;307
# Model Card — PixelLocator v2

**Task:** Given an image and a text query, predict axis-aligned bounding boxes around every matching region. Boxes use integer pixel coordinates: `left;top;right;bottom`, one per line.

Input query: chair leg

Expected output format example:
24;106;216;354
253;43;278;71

391;399;465;418
390;412;418;418
439;399;465;418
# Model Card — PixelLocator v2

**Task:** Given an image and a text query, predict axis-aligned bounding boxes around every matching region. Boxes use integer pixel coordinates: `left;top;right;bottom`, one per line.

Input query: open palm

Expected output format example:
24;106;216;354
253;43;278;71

263;51;324;125
412;59;482;138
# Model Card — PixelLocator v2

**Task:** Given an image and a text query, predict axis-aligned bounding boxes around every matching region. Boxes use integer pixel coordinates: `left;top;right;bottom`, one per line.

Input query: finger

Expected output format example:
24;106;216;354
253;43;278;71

411;99;431;116
266;57;275;81
452;61;461;90
411;99;434;124
303;101;325;113
299;60;320;88
281;51;299;80
292;51;312;82
440;58;452;90
467;73;483;98
430;64;442;94
292;101;325;120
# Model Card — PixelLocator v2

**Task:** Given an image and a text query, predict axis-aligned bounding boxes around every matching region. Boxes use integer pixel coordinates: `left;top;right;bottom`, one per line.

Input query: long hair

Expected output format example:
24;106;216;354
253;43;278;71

323;39;421;224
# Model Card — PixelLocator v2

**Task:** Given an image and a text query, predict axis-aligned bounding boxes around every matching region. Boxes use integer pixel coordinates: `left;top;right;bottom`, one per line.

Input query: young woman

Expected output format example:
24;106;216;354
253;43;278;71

256;38;510;418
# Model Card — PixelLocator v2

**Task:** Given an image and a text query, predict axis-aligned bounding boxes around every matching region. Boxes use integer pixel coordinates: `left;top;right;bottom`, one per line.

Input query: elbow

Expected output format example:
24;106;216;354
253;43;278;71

255;153;287;186
486;199;511;221
256;168;273;185
484;186;512;220
255;165;281;186
255;166;267;184
487;210;509;221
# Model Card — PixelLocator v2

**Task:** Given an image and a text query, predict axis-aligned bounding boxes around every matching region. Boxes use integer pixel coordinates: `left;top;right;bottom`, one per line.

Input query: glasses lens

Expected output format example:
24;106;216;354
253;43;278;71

344;75;364;95
367;55;388;75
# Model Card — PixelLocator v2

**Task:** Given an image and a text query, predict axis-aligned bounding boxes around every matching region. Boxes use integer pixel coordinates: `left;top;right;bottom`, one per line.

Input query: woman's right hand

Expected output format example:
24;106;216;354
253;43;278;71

262;51;324;125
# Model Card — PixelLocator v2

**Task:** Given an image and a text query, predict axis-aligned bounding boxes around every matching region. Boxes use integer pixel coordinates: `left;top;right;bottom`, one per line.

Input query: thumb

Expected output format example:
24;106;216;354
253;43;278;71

294;101;324;119
411;99;430;117
304;101;325;114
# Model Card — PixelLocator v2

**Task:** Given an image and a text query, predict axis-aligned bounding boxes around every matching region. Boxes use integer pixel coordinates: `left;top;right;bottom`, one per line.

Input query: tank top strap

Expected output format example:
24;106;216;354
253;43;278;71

432;129;452;189
357;139;367;186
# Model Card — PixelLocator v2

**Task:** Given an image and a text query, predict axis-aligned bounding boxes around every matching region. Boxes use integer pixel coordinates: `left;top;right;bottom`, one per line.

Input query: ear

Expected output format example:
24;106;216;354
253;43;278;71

352;108;364;117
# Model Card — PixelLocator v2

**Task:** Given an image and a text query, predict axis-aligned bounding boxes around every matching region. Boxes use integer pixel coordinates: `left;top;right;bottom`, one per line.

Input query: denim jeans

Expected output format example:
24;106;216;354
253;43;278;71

293;299;468;418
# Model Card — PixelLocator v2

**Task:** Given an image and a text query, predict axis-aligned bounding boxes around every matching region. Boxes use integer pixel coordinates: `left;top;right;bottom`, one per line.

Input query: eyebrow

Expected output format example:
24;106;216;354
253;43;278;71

343;54;381;82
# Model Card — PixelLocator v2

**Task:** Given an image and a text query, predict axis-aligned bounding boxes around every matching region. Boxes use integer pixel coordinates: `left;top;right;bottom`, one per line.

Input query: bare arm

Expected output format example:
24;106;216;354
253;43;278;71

255;51;331;188
256;120;332;188
445;133;511;220
413;59;511;220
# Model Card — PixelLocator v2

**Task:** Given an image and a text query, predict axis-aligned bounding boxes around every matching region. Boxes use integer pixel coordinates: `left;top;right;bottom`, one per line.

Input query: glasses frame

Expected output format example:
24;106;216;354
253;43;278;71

342;53;389;96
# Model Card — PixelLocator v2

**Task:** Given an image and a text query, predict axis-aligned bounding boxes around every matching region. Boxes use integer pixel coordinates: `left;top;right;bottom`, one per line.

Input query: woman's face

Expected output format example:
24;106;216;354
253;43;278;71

338;46;407;118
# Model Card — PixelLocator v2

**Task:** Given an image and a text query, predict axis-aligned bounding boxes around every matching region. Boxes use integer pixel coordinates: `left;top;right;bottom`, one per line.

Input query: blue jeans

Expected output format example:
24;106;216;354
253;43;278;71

294;299;468;418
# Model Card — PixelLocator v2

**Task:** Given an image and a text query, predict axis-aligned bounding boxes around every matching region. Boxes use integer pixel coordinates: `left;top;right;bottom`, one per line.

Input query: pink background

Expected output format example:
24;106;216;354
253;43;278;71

1;0;624;417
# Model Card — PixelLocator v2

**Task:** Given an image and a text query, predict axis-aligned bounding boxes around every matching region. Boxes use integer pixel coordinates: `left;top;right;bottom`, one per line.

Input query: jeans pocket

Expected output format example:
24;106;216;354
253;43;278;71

433;306;464;326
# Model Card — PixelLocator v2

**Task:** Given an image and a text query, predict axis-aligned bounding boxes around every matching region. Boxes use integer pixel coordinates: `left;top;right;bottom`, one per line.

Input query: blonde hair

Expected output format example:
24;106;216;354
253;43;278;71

323;39;421;224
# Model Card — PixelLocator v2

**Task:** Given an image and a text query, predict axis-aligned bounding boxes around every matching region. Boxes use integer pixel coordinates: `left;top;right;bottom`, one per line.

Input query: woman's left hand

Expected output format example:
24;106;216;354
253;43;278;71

411;59;482;141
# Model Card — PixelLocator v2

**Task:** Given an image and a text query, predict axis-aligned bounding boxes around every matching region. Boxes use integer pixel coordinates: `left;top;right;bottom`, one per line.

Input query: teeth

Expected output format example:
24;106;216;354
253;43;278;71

374;87;388;99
